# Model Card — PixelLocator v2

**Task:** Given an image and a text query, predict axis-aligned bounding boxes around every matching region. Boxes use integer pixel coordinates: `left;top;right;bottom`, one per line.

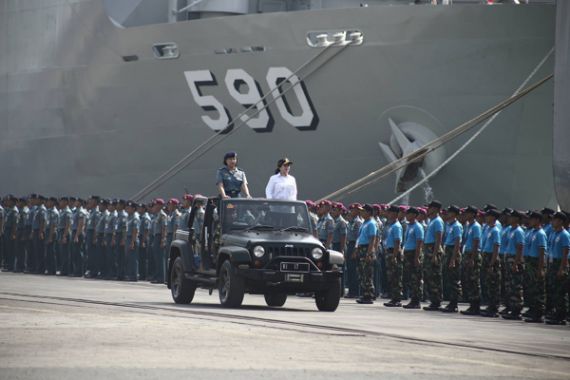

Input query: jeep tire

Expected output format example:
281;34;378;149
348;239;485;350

219;260;245;308
264;292;287;307
170;256;196;304
315;278;341;312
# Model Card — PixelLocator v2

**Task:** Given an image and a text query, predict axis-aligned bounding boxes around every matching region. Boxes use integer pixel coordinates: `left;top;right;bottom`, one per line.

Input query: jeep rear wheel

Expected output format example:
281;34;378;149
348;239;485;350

219;260;245;308
315;278;341;312
171;256;196;304
264;292;287;307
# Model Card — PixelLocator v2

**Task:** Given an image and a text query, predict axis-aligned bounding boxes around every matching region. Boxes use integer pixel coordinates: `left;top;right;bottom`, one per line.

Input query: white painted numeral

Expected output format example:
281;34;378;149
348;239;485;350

184;70;232;132
225;69;273;131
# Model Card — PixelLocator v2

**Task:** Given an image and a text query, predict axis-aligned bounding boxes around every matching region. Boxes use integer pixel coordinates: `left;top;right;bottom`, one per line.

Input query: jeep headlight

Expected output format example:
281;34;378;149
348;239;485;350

311;247;324;260
253;245;265;258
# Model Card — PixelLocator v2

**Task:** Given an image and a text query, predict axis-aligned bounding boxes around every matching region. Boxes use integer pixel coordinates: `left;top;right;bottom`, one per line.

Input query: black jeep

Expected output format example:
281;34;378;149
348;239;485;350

167;197;344;311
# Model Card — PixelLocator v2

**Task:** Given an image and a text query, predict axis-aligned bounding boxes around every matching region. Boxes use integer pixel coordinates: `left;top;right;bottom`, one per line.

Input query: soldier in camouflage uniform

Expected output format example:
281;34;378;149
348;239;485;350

502;210;526;320
56;197;73;276
480;209;502;317
423;201;445;311
355;204;378;304
346;203;363;298
440;205;463;313
402;207;424;309
460;206;483;315
545;212;569;325
522;211;548;323
383;205;403;307
150;198;168;284
44;197;59;275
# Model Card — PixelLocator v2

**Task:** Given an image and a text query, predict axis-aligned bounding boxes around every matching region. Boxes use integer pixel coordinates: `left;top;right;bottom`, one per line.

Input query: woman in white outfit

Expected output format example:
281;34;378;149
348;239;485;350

265;158;297;200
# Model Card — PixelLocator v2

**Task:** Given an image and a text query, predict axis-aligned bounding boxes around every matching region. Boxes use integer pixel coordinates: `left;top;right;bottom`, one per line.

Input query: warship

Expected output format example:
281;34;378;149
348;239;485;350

1;0;568;210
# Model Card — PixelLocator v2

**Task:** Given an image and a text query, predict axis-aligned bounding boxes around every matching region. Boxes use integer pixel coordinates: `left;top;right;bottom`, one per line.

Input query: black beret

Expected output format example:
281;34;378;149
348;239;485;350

118;199;127;205
48;196;58;202
38;195;47;201
90;195;101;201
483;204;497;211
528;211;542;219
100;199;109;206
464;205;478;214
126;200;137;208
486;209;500;218
510;210;525;219
552;211;567;222
387;205;400;213
362;204;374;213
541;207;555;216
69;196;77;202
428;200;442;209
501;208;513;216
29;193;38;199
18;197;27;202
447;205;460;214
406;207;419;215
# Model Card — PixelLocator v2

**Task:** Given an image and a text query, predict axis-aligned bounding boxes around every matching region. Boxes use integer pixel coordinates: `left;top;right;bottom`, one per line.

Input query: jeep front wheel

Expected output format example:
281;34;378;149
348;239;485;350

315;278;341;312
171;256;196;304
218;260;245;308
264;292;287;307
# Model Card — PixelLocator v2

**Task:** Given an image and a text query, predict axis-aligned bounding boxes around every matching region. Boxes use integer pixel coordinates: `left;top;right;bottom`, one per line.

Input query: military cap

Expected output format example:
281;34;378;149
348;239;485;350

69;196;77;202
8;194;17;201
90;195;100;201
552;211;567;222
277;157;293;168
126;200;137;208
48;196;58;202
317;200;332;208
349;203;361;210
331;202;344;210
447;205;460;214
398;205;409;213
100;199;109;206
418;207;427;216
154;198;165;206
168;198;180;205
137;203;146;209
528;211;542;220
29;193;38;199
406;207;419;215
305;200;315;208
541;207;555;216
510;210;525;219
427;200;442;209
486;209;500;218
372;204;382;211
183;194;194;201
464;205;478;214
501;208;513;216
483;204;497;211
111;199;118;205
362;204;374;213
18;197;27;203
387;205;400;213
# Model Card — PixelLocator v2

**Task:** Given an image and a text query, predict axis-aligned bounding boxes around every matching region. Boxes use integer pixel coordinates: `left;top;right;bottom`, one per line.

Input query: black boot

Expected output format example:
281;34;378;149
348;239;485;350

423;303;441;311
502;309;522;320
460;303;480;316
403;300;421;309
440;302;458;313
383;300;402;307
480;307;499;318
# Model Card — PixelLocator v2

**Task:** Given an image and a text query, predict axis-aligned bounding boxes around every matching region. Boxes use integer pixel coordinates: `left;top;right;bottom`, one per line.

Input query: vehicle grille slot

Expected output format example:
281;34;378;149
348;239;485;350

266;245;309;258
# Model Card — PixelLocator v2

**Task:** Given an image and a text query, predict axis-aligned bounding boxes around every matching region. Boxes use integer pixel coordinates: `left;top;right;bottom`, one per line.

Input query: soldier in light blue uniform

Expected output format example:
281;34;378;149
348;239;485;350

498;208;513;313
125;201;141;282
423;201;445;311
402;207;424;309
383;205;403;308
44;197;59;275
502;210;526;320
216;152;251;199
346;203;363;298
166;198;181;252
85;196;101;278
460;206;483;316
56;197;73;276
316;200;334;249
545;212;570;325
114;200;128;280
137;203;151;281
151;198;168;284
3;196;19;271
71;199;88;277
441;205;463;313
541;208;555;241
522;211;548;323
103;200;118;280
480;209;502;318
95;199;109;279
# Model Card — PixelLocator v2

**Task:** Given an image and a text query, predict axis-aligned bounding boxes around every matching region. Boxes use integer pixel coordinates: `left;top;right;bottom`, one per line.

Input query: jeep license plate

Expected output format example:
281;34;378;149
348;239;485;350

285;273;304;283
280;262;310;273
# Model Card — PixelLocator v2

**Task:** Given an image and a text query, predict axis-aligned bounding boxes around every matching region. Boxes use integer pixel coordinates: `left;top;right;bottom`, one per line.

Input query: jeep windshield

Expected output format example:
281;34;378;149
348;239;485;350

221;200;312;232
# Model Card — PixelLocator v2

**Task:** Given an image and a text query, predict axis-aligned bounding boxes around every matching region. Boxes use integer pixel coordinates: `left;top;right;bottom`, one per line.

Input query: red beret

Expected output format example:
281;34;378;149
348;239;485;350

183;194;194;201
318;200;332;208
168;198;180;205
154;198;165;206
349;203;361;210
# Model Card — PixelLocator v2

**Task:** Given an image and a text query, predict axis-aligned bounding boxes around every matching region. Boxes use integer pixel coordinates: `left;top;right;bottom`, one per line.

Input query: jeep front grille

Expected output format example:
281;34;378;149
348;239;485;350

265;245;311;258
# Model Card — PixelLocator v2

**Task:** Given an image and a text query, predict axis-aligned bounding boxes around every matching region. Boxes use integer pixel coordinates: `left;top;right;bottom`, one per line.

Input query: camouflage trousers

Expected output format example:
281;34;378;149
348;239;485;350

523;257;545;317
482;253;501;310
385;248;403;301
505;255;524;312
442;246;462;304
423;244;443;305
546;260;568;320
463;251;481;305
500;254;510;307
357;247;375;300
403;249;423;302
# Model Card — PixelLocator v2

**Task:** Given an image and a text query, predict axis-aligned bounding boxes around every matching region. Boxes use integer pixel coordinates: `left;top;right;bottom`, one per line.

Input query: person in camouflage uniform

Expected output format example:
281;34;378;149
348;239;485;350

423;201;445;311
460;206;482;315
502;210;526;320
481;209;502;317
522;211;547;323
383;205;403;307
441;205;463;313
346;203;363;298
355;204;378;304
545;212;569;325
402;207;424;309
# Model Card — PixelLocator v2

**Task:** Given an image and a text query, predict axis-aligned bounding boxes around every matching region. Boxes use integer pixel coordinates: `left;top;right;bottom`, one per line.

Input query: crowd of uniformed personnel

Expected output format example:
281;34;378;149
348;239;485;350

1;192;569;325
0;194;205;285
307;200;570;325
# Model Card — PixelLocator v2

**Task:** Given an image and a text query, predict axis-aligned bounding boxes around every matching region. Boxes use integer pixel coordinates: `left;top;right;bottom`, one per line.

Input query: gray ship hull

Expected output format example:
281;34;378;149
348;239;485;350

0;1;556;208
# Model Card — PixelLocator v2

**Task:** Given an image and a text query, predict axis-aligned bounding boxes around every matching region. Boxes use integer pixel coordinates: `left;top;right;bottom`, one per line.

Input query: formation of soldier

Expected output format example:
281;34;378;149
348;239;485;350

0;194;205;285
307;200;570;325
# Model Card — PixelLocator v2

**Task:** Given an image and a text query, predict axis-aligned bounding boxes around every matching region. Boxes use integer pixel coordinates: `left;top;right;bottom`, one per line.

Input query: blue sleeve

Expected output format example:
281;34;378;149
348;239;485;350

562;233;570;249
454;225;462;242
473;225;481;240
416;224;424;241
435;219;444;233
394;225;402;241
367;223;377;240
493;230;501;246
216;169;223;185
536;232;547;248
516;229;525;246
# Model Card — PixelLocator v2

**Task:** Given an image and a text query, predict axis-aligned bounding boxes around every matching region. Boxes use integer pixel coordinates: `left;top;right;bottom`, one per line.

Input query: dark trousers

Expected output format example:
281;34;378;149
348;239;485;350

14;232;26;272
45;237;57;275
152;235;165;283
71;234;84;276
57;233;71;275
31;230;43;273
125;241;139;281
3;237;15;271
23;227;32;271
346;241;359;296
95;233;105;276
85;230;97;275
138;239;148;280
103;234;116;279
117;237;126;280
